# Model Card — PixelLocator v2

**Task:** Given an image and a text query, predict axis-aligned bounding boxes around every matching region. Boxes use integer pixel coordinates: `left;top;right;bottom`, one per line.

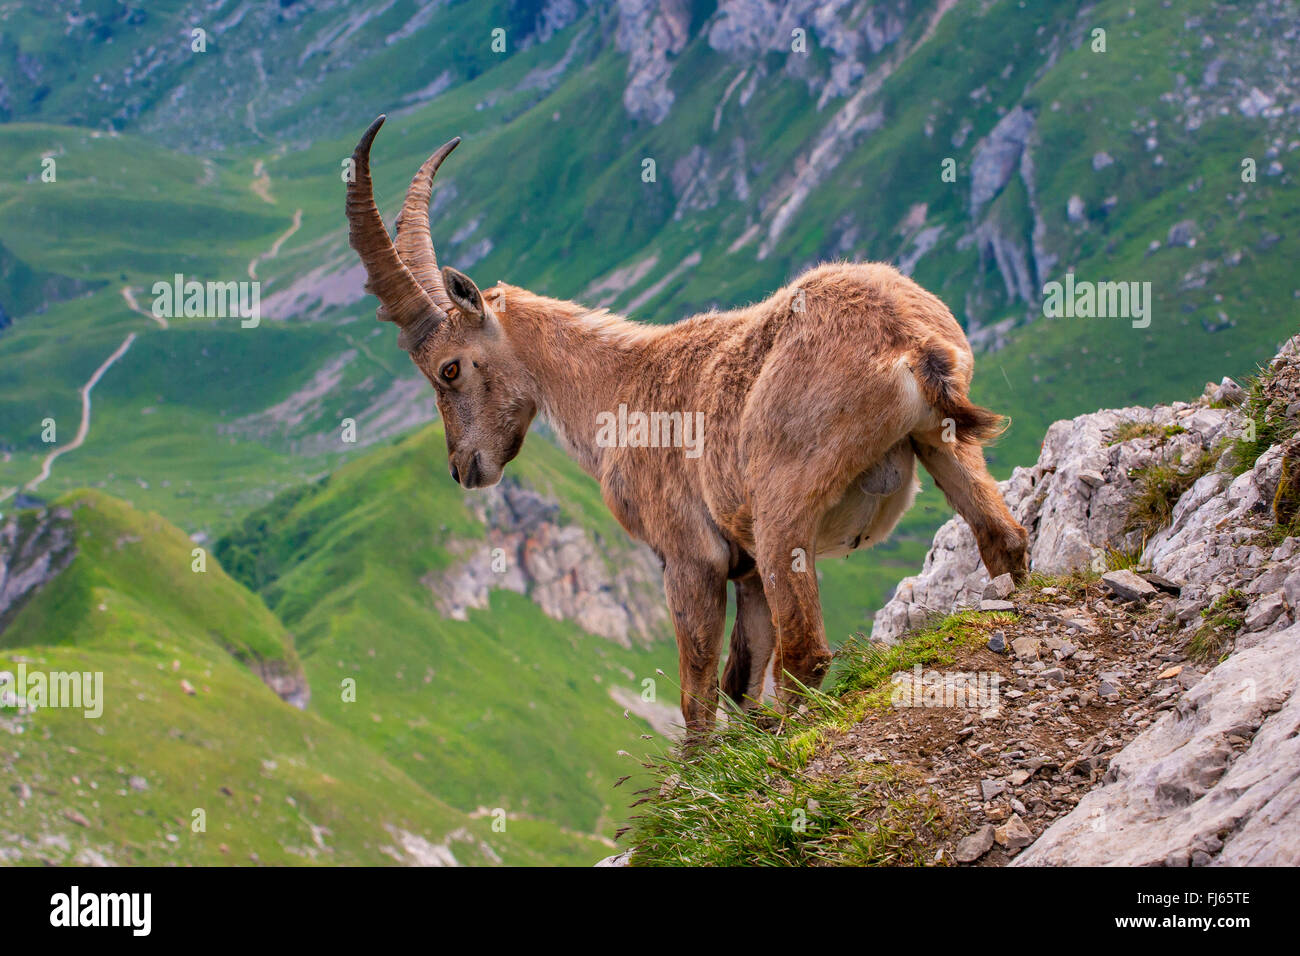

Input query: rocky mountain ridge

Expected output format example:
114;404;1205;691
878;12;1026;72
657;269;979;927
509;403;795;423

871;332;1300;865
424;478;668;648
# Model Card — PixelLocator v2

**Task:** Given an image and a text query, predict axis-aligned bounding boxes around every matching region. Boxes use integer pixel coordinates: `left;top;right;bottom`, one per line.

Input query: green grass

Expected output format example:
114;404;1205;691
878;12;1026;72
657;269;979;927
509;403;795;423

828;610;1016;701
1230;374;1299;477
1022;567;1102;602
1108;420;1186;445
4;0;1299;867
212;423;678;843
1188;589;1247;664
1123;446;1221;546
626;609;1015;866
0;490;584;865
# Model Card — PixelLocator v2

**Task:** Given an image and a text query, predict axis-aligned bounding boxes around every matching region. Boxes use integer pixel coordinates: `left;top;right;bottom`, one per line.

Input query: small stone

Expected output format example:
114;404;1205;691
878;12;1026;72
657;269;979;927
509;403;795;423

987;631;1007;654
1098;679;1120;699
1216;377;1245;406
1011;636;1041;661
64;809;91;828
994;813;1034;849
981;778;1007;801
180;679;196;696
1043;667;1065;685
1077;469;1105;489
1156;664;1184;680
954;824;996;863
1139;573;1182;595
980;599;1016;612
983;573;1015;601
1008;769;1032;786
1244;592;1286;632
128;775;148;792
1102;569;1158;603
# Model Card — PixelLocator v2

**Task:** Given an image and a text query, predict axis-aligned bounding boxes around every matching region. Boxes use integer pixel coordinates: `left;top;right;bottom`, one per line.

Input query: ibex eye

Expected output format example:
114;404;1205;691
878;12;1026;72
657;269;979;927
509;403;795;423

440;361;460;382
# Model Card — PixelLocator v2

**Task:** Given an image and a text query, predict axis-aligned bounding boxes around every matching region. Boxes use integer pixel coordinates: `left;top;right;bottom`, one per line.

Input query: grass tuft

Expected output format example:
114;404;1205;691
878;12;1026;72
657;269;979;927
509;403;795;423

1188;590;1247;664
1229;374;1298;477
1123;447;1220;545
624;609;1016;866
626;696;957;866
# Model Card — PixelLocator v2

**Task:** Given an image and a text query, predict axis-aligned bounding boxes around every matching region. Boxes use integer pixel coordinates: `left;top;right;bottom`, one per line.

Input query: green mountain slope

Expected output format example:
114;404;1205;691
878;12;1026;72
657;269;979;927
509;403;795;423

2;0;1298;867
0;490;611;865
215;422;678;838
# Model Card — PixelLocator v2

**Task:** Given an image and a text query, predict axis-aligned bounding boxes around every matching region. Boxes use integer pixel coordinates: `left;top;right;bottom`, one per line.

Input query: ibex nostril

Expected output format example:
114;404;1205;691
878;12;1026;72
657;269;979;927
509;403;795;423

465;453;482;488
450;463;460;484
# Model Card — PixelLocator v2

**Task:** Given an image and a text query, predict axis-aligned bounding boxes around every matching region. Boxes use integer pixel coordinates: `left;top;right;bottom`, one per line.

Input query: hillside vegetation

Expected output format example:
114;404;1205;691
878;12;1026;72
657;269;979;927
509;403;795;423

2;0;1297;865
1;490;611;865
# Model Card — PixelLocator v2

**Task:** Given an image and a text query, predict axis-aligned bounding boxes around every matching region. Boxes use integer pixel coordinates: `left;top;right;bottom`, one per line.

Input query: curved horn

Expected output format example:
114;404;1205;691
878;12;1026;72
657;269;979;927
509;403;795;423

394;137;461;314
345;115;445;329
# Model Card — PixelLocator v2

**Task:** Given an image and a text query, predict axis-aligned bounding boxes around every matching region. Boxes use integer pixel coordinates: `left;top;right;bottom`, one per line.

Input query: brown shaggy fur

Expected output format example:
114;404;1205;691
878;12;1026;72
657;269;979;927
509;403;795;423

344;120;1030;740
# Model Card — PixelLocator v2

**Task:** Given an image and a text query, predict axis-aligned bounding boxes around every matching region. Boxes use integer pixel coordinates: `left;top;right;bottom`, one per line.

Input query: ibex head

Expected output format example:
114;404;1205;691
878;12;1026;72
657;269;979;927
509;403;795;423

346;116;537;488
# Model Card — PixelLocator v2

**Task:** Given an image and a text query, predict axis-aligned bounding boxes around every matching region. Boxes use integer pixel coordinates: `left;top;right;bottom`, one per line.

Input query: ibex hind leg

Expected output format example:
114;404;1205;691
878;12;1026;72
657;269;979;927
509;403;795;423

911;436;1028;581
721;571;775;713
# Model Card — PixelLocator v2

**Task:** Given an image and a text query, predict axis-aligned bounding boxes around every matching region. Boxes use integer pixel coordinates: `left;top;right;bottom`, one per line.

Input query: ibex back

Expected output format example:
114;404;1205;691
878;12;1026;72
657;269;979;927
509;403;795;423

344;116;1029;740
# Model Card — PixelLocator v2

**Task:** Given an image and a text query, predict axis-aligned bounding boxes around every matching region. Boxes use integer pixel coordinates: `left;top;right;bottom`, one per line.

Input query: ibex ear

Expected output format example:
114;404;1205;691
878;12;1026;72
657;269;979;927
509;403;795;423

442;266;485;324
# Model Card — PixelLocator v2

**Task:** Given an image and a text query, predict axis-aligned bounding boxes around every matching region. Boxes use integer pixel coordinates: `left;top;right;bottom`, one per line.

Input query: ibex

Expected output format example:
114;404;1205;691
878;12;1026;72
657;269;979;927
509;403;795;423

345;116;1029;738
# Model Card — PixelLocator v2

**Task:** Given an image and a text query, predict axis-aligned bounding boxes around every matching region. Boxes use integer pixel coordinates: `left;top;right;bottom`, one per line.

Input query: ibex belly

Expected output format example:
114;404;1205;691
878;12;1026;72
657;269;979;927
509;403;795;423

816;440;919;559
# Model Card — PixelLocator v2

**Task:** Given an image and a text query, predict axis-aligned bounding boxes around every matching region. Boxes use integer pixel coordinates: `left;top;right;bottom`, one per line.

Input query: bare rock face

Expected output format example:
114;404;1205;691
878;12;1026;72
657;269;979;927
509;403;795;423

424;479;667;648
1013;620;1300;867
706;0;907;105
615;0;691;124
0;506;76;632
251;658;311;711
873;402;1234;643
969;106;1035;219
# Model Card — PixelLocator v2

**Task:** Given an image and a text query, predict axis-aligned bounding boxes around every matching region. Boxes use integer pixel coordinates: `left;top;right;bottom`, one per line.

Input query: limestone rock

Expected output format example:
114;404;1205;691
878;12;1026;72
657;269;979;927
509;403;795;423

1015;621;1300;866
1101;569;1158;603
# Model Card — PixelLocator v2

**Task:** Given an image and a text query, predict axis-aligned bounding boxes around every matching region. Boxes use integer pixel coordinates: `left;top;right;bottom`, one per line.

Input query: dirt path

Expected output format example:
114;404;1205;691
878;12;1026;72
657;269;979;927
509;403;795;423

249;207;303;280
26;333;137;492
250;158;275;205
121;285;167;329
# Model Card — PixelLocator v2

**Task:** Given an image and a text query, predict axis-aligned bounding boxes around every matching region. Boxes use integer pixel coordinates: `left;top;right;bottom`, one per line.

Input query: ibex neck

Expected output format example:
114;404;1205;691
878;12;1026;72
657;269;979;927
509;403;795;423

496;285;659;479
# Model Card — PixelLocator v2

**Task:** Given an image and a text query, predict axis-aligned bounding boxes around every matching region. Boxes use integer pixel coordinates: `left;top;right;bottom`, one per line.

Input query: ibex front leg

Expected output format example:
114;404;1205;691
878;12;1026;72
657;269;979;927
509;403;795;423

662;559;728;742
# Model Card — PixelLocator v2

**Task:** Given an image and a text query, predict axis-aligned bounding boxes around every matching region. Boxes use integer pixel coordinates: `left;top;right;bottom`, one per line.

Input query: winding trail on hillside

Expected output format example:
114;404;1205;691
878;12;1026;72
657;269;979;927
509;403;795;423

249;207;303;281
250;158;275;204
121;285;168;329
26;333;137;492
